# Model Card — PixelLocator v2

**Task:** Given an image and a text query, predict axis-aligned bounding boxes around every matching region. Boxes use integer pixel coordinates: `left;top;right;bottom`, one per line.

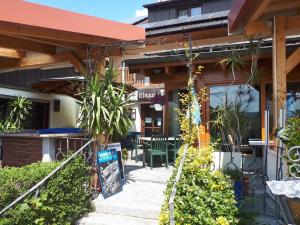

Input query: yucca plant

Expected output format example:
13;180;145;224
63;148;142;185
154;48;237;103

8;96;32;129
77;63;132;144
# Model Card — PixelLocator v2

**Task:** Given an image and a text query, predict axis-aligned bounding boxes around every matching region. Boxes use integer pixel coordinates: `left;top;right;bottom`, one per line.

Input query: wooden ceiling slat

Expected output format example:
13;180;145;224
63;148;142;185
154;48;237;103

0;34;56;55
0;48;25;59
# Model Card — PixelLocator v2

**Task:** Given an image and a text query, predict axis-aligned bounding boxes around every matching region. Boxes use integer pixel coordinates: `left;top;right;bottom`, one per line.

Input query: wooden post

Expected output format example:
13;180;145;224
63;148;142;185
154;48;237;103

163;87;169;136
272;16;286;130
196;78;207;146
260;82;266;140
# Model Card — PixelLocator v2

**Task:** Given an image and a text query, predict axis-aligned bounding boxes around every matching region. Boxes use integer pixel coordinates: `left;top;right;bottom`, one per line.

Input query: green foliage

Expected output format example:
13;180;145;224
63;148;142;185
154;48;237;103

0;162;59;209
159;146;239;225
0;156;93;225
277;117;300;177
0;96;32;133
78;63;132;142
278;117;300;148
223;167;243;181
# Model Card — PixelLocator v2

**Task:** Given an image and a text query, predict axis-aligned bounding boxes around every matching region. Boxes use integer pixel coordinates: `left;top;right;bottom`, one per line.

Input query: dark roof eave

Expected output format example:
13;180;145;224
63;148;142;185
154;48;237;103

146;22;227;38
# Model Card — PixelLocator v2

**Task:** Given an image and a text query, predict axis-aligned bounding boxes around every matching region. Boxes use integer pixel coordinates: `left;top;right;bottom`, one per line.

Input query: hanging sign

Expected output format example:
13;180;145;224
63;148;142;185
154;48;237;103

138;89;162;102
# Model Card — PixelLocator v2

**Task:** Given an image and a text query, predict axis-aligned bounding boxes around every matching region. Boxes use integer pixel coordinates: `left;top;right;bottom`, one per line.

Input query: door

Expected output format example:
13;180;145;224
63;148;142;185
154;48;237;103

141;104;163;136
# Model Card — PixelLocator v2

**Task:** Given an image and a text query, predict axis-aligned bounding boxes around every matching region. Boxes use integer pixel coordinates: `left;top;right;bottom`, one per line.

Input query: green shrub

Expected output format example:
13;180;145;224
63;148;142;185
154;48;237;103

278;117;300;148
0;156;93;225
0;161;60;209
159;146;238;225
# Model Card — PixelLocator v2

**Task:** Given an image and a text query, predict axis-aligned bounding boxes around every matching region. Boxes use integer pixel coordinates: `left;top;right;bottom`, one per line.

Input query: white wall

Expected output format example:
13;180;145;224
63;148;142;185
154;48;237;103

267;149;288;181
0;87;78;128
129;103;141;132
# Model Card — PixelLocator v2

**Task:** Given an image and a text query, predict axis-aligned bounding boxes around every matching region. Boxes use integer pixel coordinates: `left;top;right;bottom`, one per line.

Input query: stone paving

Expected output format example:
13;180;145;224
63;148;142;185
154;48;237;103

78;152;173;225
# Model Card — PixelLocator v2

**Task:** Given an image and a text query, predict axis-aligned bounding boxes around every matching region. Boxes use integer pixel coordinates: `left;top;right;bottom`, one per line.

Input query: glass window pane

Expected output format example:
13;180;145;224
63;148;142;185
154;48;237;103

191;7;202;16
178;9;188;18
287;82;300;118
210;85;261;144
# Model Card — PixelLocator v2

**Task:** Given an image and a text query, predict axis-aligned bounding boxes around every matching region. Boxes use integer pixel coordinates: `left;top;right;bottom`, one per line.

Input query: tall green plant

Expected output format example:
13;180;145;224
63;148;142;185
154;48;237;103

9;96;32;129
77;63;132;143
0;96;32;132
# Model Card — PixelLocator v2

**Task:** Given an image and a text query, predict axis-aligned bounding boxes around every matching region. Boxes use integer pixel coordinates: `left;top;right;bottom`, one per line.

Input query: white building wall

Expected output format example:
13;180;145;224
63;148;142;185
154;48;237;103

267;149;288;181
129;103;141;132
0;87;78;128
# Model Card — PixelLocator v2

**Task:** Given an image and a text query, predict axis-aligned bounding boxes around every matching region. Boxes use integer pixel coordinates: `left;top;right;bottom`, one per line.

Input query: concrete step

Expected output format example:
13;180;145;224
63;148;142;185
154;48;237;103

77;212;158;225
93;181;165;219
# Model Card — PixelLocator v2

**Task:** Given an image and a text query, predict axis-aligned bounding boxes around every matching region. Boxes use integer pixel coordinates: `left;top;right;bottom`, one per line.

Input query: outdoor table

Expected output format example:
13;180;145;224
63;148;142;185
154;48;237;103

139;136;176;167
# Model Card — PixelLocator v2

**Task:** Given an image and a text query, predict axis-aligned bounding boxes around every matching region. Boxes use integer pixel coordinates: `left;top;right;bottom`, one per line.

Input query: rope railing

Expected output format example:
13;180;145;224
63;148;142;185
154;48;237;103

0;139;95;216
169;144;188;225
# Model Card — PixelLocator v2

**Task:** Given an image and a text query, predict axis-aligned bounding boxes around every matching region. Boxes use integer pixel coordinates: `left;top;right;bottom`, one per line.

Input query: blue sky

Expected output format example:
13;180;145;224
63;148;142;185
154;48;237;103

26;0;155;23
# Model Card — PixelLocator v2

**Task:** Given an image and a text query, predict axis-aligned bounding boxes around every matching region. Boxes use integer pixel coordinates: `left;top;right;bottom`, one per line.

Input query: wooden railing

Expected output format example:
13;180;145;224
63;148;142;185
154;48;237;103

117;68;163;89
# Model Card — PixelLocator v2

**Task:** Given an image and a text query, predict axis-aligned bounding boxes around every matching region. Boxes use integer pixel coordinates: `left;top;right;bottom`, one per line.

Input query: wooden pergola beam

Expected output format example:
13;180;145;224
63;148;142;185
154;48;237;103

264;0;300;14
7;34;86;50
0;48;25;59
64;52;87;73
286;47;300;74
125;34;248;55
248;0;272;23
0;21;116;45
246;15;300;37
0;52;86;71
0;34;56;55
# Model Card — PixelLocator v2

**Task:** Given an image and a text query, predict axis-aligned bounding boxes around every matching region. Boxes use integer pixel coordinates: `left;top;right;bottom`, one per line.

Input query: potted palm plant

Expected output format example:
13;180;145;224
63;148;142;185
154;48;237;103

77;63;132;145
151;93;165;111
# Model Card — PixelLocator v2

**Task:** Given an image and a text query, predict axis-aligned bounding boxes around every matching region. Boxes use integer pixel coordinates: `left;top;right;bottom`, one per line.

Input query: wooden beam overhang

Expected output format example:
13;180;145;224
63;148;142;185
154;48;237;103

286;47;300;75
0;52;86;72
245;15;300;37
0;48;25;59
125;34;249;55
7;34;87;50
0;34;56;55
248;0;272;23
0;21;116;46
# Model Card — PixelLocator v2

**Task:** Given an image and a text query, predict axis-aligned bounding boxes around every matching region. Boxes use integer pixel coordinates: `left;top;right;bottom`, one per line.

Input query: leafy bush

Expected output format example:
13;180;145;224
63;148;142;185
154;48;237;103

277;117;300;148
159;146;238;225
0;156;93;225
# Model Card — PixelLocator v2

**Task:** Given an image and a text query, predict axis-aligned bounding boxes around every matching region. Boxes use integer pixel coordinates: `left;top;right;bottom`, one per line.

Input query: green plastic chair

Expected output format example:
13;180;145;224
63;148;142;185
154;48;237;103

149;135;169;169
131;132;143;162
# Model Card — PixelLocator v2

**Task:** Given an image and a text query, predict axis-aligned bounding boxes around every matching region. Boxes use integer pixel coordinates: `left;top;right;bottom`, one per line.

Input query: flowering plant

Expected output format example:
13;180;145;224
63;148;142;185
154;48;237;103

151;93;165;105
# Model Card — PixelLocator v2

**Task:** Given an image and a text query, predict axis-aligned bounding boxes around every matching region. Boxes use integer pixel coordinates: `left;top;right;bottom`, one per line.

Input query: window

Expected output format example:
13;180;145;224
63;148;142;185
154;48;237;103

178;9;189;18
0;97;49;130
191;7;202;16
210;85;261;144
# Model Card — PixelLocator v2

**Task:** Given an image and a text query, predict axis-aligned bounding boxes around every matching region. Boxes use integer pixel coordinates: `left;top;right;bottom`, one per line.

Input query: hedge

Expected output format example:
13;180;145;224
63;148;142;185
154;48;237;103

0;156;93;225
159;145;239;225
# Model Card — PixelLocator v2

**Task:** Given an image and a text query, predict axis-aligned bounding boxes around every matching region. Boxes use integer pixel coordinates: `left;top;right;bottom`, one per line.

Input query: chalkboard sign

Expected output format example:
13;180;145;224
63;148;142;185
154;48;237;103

97;149;122;198
99;143;125;180
107;143;125;180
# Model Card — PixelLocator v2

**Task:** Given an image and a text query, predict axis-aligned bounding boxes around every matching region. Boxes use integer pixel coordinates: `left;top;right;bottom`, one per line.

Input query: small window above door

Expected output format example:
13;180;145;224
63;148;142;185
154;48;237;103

191;7;202;16
178;9;189;18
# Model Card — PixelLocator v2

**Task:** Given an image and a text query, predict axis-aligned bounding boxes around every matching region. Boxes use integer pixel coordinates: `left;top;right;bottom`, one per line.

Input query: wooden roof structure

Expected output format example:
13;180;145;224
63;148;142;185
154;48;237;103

228;0;300;129
0;0;145;72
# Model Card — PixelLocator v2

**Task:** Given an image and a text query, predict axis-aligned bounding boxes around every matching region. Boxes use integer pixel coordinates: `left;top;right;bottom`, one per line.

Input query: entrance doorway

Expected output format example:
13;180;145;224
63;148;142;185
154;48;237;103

141;104;163;136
